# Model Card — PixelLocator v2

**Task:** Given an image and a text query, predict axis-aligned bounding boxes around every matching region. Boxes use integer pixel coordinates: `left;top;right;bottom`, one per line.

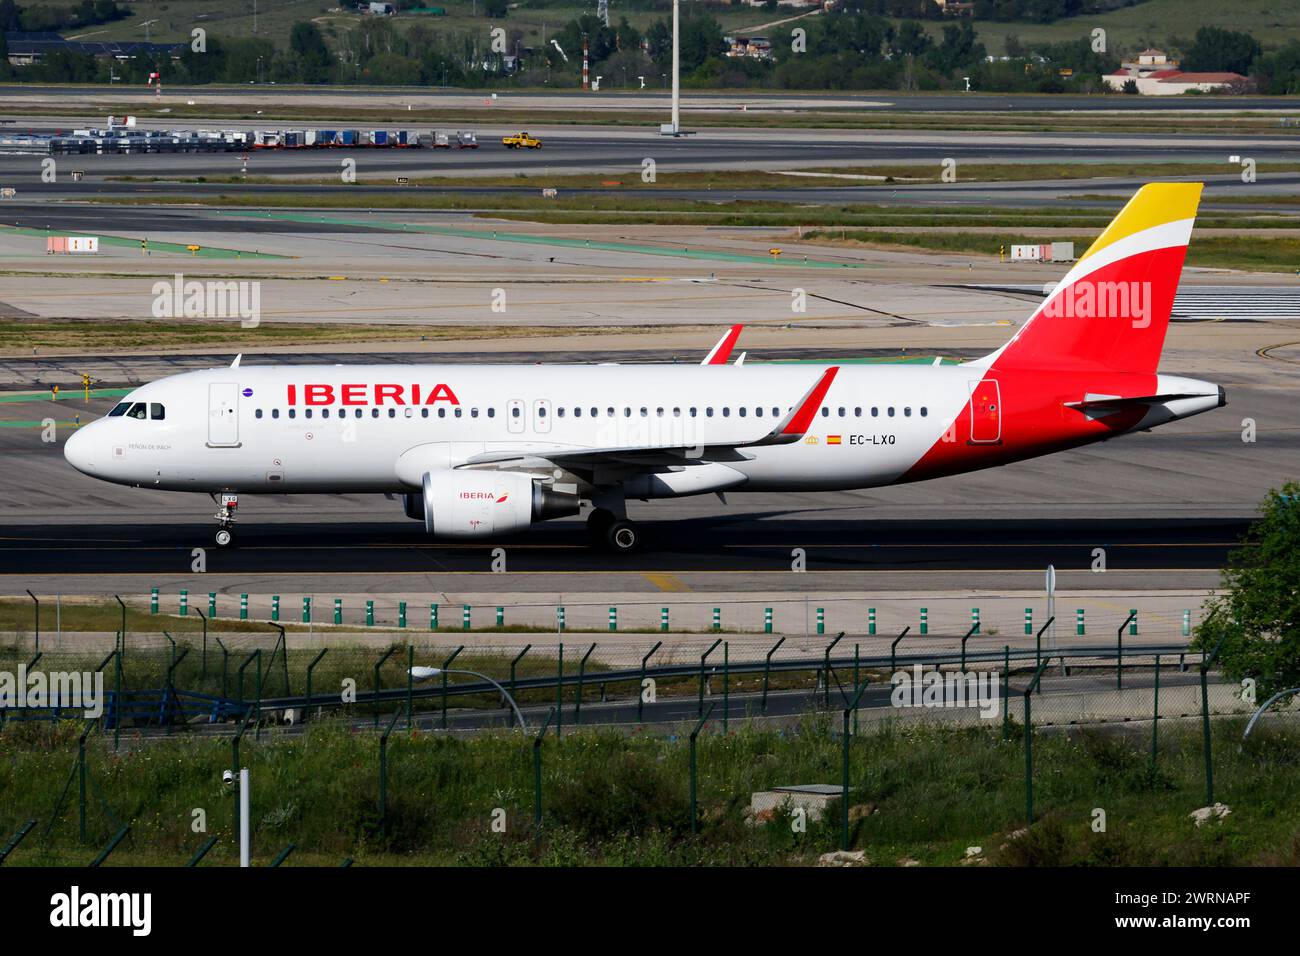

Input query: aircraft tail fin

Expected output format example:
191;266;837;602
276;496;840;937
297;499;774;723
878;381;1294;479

974;182;1202;374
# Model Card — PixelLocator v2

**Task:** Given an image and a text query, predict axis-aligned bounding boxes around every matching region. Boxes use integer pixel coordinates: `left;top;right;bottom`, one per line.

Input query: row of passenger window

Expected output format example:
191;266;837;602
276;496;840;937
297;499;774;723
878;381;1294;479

256;407;491;420
253;404;929;421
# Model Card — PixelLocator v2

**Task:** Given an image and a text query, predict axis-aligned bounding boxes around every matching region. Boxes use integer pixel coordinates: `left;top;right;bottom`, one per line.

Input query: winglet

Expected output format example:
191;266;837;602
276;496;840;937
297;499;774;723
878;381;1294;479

701;325;743;365
754;366;839;445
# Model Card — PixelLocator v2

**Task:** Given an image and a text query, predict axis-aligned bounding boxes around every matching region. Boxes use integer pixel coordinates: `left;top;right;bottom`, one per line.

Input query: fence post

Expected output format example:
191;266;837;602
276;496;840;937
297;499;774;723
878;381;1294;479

868;606;876;636
960;624;977;671
660;607;669;632
1002;645;1010;741
638;641;662;724
556;606;565;632
305;648;328;719
722;642;729;733
1024;607;1032;635
150;587;159;615
184;836;218;867
816;607;825;635
379;708;401;838
1129;609;1138;636
462;604;472;630
1117;611;1135;690
1151;654;1161;771
608;607;617;632
575;643;596;725
764;607;773;634
1024;658;1050;826
333;598;342;625
711;607;721;631
406;645;414;730
971;606;980;635
890;626;911;676
509;645;532;726
1035;616;1054;692
1182;609;1191;637
373;647;397;729
440;646;464;730
88;826;130;868
301;597;311;624
822;632;844;708
1076;608;1085;636
533;707;556;844
690;703;715;835
430;603;438;629
366;600;375;627
271;594;280;622
398;602;407;629
555;643;564;738
239;593;248;621
761;636;786;714
209;592;217;619
919;607;928;636
180;589;188;617
842;680;870;850
1201;633;1228;805
0;820;37;865
699;638;722;717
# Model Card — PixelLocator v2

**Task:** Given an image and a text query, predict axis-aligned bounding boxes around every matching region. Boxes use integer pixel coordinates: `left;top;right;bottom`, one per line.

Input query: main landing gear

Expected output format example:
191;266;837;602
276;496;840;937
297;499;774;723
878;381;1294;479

212;493;239;548
586;508;641;553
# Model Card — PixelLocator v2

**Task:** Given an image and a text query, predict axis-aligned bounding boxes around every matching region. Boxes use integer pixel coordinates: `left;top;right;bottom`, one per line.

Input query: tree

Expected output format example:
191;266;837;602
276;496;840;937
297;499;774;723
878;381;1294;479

679;11;725;73
894;20;931;58
484;0;508;18
1197;483;1300;697
1183;26;1260;76
1253;40;1300;95
290;21;333;83
1121;78;1137;94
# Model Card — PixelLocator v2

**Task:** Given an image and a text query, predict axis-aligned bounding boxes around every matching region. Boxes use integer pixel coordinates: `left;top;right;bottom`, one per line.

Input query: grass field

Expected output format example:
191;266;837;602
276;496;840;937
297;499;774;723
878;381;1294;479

116;161;1300;190
2;716;1297;866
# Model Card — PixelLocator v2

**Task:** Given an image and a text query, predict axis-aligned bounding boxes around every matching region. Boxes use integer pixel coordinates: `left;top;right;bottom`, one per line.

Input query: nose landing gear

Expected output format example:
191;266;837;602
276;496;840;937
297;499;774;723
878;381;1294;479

212;493;239;548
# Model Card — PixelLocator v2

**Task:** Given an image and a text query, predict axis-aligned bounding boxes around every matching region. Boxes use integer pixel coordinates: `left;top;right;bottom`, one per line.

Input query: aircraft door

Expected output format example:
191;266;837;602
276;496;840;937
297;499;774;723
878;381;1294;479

208;382;241;447
968;379;1001;444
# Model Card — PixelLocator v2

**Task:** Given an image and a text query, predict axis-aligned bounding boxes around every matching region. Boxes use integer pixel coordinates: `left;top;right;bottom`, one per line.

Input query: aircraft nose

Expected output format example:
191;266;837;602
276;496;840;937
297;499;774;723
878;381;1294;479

63;425;99;476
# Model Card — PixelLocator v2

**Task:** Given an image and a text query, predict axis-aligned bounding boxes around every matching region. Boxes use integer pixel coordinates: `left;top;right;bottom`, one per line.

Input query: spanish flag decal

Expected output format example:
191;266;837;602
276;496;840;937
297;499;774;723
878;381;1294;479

827;435;842;445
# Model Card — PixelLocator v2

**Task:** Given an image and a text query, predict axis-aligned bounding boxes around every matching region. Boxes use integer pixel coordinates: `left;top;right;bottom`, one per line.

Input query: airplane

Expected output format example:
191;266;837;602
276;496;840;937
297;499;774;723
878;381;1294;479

63;183;1225;553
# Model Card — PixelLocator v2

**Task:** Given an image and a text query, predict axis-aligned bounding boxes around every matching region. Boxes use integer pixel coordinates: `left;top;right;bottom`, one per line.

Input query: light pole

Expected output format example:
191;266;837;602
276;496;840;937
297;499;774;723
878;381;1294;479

670;0;680;133
410;666;529;732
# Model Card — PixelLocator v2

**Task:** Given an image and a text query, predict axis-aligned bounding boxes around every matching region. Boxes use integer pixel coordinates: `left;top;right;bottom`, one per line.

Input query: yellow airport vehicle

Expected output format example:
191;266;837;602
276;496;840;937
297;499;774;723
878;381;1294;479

502;131;542;149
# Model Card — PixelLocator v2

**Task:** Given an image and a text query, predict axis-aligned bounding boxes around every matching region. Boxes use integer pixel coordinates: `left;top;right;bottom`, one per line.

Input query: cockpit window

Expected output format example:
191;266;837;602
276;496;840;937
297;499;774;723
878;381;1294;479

126;402;147;420
149;403;165;420
108;403;131;417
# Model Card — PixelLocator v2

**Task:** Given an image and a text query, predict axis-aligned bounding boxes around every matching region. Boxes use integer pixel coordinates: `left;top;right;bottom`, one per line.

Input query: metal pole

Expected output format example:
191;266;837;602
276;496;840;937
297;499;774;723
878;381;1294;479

698;638;721;717
638;641;662;724
25;590;38;653
533;707;556;843
690;703;715;835
670;0;680;133
1035;616;1054;694
822;632;844;708
556;643;564;738
575;643;596;725
239;768;250;867
890;626;910;676
1201;633;1228;805
842;680;870;850
305;648;328;719
1117;611;1135;690
380;708;401;837
509;645;532;724
761;636;785;715
1152;654;1160;770
373;647;397;729
440;646;464;730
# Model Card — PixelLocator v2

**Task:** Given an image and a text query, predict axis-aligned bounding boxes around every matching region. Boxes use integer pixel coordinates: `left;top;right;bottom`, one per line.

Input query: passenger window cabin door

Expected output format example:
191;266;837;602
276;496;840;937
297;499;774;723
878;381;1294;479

533;399;551;434
968;380;1002;444
208;382;241;447
507;399;525;435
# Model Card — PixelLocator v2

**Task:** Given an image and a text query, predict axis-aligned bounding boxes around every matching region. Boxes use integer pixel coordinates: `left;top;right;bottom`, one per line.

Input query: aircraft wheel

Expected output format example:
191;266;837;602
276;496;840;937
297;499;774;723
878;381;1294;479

586;508;616;540
215;528;234;548
604;519;640;554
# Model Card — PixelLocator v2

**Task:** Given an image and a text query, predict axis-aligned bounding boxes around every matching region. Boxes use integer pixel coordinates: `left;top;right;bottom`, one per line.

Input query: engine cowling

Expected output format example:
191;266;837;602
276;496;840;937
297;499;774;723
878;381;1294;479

420;470;579;538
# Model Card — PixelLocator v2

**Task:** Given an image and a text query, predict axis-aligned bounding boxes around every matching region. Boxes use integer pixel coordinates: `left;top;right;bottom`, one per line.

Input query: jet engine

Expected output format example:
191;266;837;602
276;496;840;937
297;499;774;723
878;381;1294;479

418;470;579;538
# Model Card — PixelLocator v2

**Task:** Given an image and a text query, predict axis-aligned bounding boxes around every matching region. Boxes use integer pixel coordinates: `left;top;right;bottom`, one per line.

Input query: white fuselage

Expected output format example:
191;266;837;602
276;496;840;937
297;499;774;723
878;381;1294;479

63;362;978;495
